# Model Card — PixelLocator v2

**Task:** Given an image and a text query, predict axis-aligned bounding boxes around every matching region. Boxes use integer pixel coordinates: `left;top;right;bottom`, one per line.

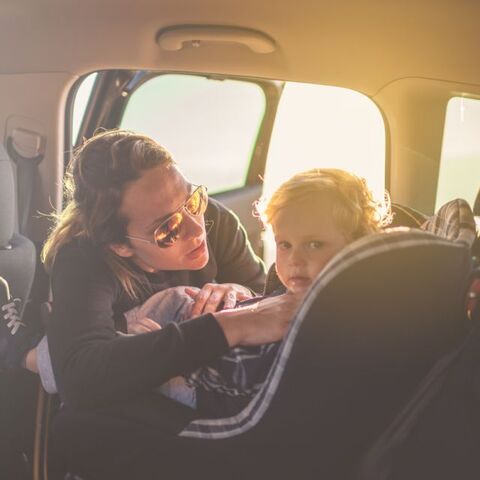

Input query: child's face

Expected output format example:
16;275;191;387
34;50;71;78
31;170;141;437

273;198;351;295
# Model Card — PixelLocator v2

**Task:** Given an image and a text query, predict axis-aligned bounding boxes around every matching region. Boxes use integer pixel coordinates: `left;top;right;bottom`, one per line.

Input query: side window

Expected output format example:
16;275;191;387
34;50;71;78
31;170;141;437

436;97;480;211
262;82;386;264
119;74;266;194
71;72;98;146
263;83;385;198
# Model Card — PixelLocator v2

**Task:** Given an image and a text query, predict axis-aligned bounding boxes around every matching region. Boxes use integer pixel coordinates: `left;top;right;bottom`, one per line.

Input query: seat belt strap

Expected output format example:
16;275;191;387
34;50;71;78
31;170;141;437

6;135;44;236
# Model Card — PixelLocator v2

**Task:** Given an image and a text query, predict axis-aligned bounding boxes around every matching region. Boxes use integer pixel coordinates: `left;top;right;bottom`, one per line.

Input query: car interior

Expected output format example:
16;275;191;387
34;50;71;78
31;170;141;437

1;0;480;478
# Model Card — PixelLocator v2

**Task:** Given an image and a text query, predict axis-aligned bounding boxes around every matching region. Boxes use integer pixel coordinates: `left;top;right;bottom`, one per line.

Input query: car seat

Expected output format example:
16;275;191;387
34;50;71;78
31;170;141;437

0;143;38;478
174;227;472;479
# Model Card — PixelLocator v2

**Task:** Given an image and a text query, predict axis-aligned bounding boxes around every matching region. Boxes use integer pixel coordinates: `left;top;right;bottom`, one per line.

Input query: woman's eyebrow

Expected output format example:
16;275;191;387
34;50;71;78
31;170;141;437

146;183;193;230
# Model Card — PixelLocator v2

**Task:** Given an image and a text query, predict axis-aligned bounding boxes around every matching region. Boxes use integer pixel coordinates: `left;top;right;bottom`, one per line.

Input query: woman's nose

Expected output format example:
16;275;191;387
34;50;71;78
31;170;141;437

182;211;204;239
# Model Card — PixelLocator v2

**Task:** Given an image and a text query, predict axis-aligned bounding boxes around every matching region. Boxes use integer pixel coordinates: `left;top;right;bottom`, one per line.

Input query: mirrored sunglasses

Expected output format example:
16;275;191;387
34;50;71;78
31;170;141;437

125;185;208;248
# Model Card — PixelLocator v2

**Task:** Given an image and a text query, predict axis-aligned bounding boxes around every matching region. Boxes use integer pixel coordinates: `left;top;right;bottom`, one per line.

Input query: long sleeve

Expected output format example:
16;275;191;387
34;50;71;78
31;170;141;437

47;242;229;409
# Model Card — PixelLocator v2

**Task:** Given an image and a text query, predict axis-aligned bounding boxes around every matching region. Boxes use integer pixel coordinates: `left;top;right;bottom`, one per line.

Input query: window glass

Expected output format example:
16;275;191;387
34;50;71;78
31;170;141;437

71;72;97;146
262;82;386;265
436;97;480;211
120;74;266;194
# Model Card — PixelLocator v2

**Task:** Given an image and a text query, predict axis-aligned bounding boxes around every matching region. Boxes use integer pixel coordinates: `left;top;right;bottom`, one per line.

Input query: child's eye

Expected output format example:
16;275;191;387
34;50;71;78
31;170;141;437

277;241;291;250
308;241;324;249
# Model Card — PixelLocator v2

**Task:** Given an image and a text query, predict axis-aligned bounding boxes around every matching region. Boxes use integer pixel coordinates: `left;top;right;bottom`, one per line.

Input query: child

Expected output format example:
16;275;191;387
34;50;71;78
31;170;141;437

126;168;390;416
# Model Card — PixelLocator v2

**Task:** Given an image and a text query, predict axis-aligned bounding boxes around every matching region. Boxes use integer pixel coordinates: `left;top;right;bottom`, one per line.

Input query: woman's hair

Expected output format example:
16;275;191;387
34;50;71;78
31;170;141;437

260;168;392;240
41;129;174;299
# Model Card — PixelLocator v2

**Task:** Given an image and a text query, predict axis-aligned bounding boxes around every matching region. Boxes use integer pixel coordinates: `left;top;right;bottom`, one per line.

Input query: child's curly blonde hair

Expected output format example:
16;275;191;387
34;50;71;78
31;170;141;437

260;168;392;240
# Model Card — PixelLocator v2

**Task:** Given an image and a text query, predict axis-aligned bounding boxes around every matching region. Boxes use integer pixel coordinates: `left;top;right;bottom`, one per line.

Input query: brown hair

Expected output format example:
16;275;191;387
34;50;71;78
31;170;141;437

41;129;174;299
261;168;391;240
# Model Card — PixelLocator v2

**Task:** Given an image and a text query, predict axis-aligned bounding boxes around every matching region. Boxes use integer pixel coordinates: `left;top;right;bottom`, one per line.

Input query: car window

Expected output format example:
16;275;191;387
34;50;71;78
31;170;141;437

436;97;480;211
119;74;266;194
262;82;386;264
71;72;98;146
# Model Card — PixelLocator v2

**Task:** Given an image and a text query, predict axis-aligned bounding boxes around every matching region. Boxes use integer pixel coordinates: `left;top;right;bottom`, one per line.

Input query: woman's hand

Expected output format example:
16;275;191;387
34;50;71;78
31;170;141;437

214;293;301;347
126;316;162;334
185;283;253;317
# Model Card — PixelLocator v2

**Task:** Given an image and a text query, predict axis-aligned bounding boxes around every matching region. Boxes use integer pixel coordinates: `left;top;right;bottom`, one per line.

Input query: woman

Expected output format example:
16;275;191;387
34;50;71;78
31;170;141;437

37;129;298;421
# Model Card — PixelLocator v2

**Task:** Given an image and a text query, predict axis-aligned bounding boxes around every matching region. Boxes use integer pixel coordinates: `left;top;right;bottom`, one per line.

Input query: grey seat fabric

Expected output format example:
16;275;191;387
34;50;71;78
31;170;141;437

0;144;36;318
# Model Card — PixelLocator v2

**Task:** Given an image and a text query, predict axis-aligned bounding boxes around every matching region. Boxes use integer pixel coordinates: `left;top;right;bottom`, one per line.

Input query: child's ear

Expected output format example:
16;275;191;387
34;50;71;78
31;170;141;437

109;242;134;258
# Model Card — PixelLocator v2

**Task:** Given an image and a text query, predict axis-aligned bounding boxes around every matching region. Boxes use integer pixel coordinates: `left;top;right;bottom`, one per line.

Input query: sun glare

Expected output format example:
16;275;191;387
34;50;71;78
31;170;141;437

262;82;386;265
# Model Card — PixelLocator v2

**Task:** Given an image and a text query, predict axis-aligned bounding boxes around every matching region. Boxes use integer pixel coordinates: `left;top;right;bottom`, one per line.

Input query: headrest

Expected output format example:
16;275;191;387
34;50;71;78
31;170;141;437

0;145;15;248
390;203;428;228
421;198;477;248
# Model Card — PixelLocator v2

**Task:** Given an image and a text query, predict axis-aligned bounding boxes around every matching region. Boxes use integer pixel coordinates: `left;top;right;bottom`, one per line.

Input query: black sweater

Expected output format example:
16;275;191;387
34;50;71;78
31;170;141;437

47;199;265;418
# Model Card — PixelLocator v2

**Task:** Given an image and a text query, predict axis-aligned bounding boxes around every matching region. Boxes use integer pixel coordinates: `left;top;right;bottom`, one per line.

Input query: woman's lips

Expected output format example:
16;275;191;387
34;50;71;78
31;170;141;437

288;276;311;288
186;239;207;259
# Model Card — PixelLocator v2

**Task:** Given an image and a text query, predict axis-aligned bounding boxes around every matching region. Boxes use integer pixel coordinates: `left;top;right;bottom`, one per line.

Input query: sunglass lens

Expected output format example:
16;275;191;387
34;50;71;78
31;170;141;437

186;187;207;216
155;212;182;247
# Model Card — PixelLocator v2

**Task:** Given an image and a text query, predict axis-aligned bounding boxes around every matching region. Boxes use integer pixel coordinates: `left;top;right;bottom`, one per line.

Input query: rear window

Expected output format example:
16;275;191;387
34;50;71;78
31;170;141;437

71;72;97;146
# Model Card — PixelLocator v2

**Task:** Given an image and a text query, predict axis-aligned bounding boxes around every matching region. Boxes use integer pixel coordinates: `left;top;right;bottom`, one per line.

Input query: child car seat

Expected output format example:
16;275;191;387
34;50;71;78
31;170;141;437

176;228;473;479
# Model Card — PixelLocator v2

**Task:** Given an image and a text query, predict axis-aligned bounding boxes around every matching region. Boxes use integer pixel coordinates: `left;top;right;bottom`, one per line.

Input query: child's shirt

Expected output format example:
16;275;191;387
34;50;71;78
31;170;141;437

124;286;284;411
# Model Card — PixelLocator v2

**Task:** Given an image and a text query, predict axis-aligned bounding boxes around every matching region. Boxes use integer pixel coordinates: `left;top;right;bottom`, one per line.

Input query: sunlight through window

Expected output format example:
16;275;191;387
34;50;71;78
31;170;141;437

262;82;385;265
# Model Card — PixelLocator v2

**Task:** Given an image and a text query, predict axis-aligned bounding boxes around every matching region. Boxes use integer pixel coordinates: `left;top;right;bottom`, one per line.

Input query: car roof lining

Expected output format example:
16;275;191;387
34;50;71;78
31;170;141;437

1;0;480;96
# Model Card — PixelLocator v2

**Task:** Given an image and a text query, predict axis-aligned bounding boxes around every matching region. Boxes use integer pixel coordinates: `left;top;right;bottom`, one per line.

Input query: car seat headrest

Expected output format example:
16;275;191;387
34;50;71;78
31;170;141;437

421;198;477;248
0;145;16;248
390;203;428;228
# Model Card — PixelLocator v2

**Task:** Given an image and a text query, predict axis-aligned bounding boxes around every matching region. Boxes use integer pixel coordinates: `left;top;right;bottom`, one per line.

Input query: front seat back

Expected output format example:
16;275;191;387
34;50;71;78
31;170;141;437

0;143;36;320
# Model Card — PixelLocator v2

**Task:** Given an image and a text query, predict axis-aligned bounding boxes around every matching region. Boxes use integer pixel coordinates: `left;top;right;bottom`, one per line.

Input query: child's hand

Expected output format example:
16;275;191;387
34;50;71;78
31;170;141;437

185;283;253;316
126;316;162;334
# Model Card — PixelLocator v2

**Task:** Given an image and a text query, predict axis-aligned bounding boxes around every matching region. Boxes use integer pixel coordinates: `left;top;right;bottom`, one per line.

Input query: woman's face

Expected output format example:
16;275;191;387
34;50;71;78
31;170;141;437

111;164;209;272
